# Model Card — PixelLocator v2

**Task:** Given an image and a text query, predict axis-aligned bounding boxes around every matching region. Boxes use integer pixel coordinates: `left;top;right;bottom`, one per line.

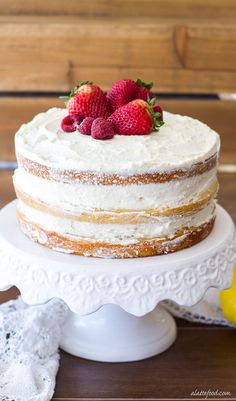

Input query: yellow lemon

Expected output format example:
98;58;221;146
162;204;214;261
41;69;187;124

220;265;236;325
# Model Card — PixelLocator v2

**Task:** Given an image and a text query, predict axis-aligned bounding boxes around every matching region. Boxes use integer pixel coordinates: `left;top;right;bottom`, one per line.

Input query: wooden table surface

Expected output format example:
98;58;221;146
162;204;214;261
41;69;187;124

0;98;235;400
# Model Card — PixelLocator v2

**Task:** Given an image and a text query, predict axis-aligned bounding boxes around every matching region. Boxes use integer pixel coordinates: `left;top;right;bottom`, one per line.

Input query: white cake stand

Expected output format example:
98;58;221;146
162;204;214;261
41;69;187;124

0;201;235;362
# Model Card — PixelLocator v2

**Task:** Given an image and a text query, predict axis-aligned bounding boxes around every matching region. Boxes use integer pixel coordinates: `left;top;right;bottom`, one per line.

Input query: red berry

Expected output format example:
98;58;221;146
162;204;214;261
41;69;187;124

136;86;154;101
79;117;95;135
65;82;111;118
153;103;163;121
108;99;159;135
135;78;154;101
106;79;138;112
61;115;83;133
91;118;115;140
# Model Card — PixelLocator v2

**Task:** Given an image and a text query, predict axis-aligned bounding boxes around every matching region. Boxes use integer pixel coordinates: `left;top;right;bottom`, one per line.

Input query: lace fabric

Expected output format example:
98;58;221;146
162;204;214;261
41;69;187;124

0;297;68;401
162;287;235;327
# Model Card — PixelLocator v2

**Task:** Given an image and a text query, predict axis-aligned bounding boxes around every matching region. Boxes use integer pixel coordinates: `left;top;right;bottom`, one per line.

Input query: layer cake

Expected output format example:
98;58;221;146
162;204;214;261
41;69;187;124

13;107;220;258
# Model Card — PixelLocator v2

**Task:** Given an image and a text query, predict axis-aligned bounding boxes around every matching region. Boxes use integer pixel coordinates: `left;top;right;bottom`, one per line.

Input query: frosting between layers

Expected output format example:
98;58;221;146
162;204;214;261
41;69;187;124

14;168;217;212
18;200;216;245
15;108;220;175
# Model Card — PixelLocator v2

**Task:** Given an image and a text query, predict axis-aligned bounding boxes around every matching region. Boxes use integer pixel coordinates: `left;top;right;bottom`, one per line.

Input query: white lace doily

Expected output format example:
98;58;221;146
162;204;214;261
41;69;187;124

0;297;68;401
162;287;235;327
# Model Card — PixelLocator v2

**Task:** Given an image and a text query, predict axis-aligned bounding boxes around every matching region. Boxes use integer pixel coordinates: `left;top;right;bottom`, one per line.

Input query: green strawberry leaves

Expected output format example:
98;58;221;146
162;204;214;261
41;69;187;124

136;78;153;90
147;96;165;131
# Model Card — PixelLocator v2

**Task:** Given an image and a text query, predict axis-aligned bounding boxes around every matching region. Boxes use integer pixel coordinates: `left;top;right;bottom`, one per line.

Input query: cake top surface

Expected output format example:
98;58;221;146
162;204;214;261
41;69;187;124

15;107;220;175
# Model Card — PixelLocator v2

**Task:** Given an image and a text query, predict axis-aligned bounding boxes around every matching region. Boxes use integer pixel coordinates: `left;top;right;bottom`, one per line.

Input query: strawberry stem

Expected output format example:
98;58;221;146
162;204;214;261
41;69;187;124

147;97;165;131
136;78;153;90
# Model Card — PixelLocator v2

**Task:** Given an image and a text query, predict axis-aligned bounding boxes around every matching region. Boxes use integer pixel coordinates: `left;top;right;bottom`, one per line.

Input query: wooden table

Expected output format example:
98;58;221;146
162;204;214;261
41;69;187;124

0;99;236;400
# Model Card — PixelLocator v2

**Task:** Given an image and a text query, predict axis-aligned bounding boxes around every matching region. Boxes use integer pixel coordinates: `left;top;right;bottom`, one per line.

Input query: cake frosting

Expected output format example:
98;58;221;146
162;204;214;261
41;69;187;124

18;201;215;246
14;167;217;212
15;108;220;175
14;107;220;258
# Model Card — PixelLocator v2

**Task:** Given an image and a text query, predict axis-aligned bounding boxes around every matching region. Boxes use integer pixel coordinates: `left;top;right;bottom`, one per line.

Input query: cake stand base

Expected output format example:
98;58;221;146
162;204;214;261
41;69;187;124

0;201;235;363
60;304;176;362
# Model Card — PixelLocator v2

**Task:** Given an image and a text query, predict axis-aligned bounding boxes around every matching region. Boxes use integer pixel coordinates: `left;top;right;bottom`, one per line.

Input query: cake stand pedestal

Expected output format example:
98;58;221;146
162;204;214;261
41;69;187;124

0;201;235;362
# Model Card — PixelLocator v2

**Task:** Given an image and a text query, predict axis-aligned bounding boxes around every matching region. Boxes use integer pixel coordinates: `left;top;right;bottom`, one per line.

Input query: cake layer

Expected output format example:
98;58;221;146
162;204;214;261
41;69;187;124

17;208;215;258
13;168;218;213
16;152;218;185
15;108;220;177
17;200;216;245
15;185;217;224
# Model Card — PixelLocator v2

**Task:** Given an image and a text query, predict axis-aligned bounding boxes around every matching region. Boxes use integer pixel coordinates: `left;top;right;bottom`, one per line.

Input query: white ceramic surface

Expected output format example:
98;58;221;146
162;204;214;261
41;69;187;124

0;201;235;361
0;201;234;316
60;304;177;362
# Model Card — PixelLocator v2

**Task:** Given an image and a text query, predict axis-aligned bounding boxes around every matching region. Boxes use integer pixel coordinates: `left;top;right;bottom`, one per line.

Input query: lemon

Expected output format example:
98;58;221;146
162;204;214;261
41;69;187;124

219;265;236;325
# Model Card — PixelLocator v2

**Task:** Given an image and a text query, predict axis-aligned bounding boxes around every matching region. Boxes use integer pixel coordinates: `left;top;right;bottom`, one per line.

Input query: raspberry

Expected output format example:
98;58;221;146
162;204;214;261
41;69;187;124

61;115;83;133
91;118;115;140
79;117;95;135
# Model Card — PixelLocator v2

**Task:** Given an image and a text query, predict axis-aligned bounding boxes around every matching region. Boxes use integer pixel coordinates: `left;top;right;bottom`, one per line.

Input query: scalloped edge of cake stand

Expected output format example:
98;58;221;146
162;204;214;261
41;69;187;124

0;201;235;317
0;201;235;361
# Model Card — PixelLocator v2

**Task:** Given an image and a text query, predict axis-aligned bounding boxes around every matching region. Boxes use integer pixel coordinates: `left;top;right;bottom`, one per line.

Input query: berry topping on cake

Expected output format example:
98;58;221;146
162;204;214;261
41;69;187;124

108;98;164;135
91;118;115;140
60;79;164;139
106;79;138;112
135;78;155;101
61;114;83;133
79;117;95;135
61;81;111;119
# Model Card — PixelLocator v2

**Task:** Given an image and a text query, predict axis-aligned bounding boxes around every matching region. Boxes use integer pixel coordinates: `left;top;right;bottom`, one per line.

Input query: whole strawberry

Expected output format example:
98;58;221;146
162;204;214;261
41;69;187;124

106;78;155;112
108;98;164;135
61;81;111;118
106;79;138;112
135;78;155;101
91;118;115;140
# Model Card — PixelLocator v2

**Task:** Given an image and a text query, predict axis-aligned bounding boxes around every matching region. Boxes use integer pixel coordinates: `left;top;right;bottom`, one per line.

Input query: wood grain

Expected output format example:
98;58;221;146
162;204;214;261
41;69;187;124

54;328;236;400
0;287;19;303
1;0;236;19
0;98;235;164
2;66;236;93
0;16;235;92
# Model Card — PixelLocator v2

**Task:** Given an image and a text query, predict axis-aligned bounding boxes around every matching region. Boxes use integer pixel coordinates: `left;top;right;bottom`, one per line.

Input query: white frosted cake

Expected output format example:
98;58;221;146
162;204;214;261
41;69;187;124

13;107;220;258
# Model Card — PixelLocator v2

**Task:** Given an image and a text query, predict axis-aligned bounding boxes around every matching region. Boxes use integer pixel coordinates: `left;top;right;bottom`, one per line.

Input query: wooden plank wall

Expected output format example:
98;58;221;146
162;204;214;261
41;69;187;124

0;0;236;93
0;0;235;166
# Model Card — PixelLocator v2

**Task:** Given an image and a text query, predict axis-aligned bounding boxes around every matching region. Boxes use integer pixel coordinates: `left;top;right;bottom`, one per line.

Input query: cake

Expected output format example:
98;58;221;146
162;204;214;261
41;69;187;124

13;80;220;258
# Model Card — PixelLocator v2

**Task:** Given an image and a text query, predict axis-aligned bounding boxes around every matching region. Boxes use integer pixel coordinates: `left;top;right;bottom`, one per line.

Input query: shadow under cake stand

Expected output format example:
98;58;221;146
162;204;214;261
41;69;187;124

0;201;235;362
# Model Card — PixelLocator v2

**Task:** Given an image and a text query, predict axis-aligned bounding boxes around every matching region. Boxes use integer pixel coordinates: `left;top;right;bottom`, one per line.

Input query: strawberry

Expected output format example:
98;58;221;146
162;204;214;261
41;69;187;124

106;78;155;111
79;117;95;135
135;78;155;101
61;114;83;133
91;118;115;140
61;81;111;119
106;79;138;112
108;98;164;135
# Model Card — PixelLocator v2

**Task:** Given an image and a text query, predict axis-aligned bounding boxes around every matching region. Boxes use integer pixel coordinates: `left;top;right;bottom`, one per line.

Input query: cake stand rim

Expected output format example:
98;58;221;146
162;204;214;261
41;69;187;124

0;200;235;316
